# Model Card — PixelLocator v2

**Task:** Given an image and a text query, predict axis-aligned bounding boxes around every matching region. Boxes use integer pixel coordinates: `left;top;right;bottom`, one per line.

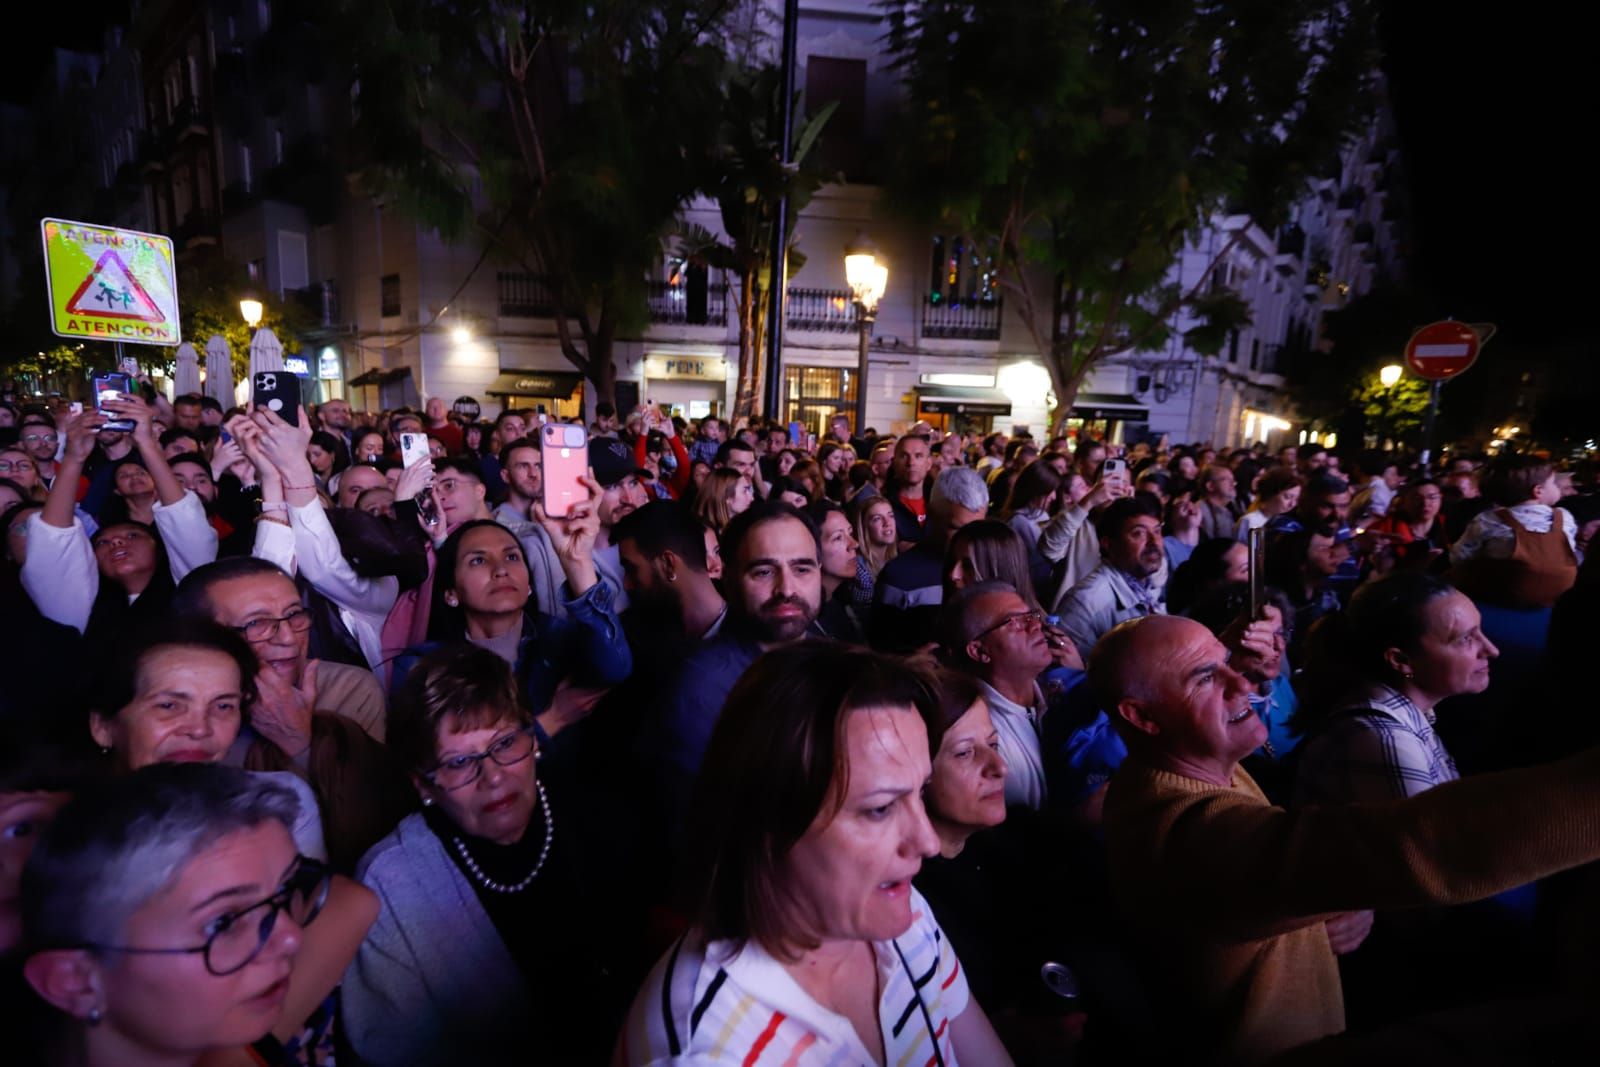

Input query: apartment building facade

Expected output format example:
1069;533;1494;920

70;0;1399;448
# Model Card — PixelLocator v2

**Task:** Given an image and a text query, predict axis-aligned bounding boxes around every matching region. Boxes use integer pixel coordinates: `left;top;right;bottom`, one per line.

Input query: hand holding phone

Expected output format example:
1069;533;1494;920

399;433;441;528
91;372;136;432
1101;457;1129;493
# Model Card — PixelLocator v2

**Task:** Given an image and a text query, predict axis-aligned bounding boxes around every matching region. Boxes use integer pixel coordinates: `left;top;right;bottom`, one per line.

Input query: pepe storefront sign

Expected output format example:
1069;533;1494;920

645;356;726;381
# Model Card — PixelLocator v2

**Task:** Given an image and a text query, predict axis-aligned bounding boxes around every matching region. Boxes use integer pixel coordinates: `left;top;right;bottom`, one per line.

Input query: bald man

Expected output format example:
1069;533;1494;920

1090;614;1600;1063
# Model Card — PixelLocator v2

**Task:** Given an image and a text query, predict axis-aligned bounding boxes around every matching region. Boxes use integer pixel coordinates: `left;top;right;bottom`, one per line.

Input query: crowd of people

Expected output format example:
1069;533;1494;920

2;383;1600;1065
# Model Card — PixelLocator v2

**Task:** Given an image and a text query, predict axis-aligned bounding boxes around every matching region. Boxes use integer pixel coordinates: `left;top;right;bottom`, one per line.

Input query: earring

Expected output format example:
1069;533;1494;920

444;594;458;607
421;796;434;807
87;1007;103;1026
667;573;678;583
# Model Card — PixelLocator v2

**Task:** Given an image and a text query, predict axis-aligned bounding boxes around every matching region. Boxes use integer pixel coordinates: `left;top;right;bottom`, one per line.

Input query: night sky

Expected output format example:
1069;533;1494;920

4;3;1583;354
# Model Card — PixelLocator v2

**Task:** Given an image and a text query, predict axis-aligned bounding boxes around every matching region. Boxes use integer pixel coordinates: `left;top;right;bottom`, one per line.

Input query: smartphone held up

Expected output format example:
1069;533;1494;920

541;422;589;518
90;372;136;432
399;432;441;528
252;372;299;426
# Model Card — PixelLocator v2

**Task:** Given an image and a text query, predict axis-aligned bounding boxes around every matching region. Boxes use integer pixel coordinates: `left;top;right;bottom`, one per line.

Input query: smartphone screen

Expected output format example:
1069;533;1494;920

541;422;589;518
252;372;299;426
92;372;135;432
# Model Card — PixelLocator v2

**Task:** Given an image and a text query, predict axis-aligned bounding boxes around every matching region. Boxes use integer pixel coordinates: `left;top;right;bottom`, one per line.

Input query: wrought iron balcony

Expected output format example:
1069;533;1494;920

786;287;856;332
647;280;728;327
921;294;1002;340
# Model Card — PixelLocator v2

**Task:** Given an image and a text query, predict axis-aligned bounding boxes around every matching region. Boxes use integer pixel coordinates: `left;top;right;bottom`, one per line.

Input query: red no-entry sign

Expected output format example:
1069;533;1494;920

1404;320;1480;381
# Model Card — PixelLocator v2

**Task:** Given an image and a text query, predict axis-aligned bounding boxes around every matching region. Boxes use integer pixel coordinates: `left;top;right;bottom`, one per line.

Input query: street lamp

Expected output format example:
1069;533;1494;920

1378;363;1403;449
844;234;888;434
239;294;264;330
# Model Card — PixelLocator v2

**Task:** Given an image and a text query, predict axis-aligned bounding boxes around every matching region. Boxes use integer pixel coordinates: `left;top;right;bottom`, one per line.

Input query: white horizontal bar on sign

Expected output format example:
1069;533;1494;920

1413;343;1471;358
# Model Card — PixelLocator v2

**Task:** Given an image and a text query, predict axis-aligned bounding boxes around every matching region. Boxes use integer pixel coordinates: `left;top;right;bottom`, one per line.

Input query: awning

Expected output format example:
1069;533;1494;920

348;367;411;388
914;385;1013;416
1072;393;1149;421
486;370;584;398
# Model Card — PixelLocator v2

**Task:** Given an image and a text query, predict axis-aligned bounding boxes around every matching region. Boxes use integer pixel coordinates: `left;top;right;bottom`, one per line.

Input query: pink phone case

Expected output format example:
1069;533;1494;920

541;423;589;517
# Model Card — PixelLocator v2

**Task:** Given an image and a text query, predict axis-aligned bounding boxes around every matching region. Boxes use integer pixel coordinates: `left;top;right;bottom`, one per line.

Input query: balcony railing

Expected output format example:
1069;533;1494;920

498;272;562;317
921;295;1002;340
786;287;856;332
647;280;728;326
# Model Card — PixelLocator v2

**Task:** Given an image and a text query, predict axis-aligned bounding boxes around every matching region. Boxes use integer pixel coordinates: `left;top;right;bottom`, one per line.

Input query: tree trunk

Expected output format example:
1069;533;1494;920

587;340;617;412
733;267;761;420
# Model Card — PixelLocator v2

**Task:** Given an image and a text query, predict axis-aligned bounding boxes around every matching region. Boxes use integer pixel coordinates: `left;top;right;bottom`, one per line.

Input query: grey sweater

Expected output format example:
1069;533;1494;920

343;813;529;1065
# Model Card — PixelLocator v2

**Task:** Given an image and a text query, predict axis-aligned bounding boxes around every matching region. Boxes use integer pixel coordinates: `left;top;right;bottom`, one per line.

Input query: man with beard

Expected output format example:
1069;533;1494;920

1056;495;1168;662
586;436;651;610
612;501;727;664
651;500;821;836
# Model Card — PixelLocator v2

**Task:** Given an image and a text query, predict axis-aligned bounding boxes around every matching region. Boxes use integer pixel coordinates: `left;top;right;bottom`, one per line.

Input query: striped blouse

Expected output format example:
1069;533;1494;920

615;889;970;1066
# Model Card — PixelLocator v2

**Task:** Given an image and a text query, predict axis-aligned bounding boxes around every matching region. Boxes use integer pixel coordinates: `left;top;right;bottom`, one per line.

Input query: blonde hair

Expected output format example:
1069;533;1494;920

694;468;745;534
849;494;899;577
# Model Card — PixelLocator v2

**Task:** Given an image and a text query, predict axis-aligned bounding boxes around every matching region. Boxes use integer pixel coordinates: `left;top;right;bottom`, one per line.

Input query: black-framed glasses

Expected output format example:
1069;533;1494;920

425;724;537;791
974;609;1044;642
75;856;329;976
233;608;313;643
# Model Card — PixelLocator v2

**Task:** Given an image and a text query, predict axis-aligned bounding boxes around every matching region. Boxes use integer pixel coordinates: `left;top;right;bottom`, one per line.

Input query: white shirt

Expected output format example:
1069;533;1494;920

617;888;968;1066
21;490;217;633
253;498;399;671
979;680;1048;811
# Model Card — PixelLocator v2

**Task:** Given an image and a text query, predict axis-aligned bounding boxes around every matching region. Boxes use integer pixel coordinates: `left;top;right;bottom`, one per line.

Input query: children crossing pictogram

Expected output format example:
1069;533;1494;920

64;250;167;323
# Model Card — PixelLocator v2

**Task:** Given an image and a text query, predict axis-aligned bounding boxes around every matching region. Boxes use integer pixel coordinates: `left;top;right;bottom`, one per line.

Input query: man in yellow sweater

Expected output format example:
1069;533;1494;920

1091;614;1600;1064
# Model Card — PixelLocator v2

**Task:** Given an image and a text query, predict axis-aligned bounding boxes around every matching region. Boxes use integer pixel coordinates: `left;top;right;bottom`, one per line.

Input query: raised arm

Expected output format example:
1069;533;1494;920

21;411;102;632
1111;745;1600;943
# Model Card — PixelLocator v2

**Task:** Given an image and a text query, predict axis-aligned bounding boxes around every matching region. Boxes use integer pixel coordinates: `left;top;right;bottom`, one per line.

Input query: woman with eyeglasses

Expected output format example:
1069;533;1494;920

0;449;43;501
346;644;630;1065
18;762;376;1067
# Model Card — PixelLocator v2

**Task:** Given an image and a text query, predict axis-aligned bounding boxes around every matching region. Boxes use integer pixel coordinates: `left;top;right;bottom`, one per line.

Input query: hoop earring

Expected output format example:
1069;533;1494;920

87;1007;103;1026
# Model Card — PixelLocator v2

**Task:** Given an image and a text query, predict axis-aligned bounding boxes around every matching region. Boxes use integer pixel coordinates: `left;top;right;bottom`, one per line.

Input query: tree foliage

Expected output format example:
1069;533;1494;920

177;252;310;380
677;64;836;420
336;0;735;406
882;0;1378;427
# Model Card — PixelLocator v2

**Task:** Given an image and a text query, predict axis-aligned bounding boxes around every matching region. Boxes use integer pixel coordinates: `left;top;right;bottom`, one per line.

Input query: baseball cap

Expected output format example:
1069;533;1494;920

589;437;646;488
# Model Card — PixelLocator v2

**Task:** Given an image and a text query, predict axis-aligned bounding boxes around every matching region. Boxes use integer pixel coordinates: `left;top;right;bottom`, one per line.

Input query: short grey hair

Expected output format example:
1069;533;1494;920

930;466;989;515
23;762;300;952
939;580;1020;662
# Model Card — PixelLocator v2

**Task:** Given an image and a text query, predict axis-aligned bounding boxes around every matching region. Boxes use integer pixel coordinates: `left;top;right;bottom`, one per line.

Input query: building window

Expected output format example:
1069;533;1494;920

928;235;999;306
240;144;253;191
804;56;867;180
1250;338;1260;370
247;258;265;282
783;365;858;431
380;274;401;318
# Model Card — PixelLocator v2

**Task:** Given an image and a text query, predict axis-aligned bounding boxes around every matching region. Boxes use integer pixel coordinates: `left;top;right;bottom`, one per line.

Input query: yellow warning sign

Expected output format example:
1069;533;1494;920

41;218;181;346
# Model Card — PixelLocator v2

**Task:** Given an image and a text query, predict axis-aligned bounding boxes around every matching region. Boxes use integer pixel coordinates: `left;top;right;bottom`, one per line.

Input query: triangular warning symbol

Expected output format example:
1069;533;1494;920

65;250;166;323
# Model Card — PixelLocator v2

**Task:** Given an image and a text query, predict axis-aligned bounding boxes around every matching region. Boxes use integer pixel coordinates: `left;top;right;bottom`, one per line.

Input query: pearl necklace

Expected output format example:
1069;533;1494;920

450;784;553;894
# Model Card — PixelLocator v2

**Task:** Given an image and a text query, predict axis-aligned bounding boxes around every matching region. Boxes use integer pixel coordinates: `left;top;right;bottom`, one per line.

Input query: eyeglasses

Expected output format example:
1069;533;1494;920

74;856;328;976
425;725;537;792
974;609;1045;642
21;433;58;444
233;607;313;643
0;460;36;473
